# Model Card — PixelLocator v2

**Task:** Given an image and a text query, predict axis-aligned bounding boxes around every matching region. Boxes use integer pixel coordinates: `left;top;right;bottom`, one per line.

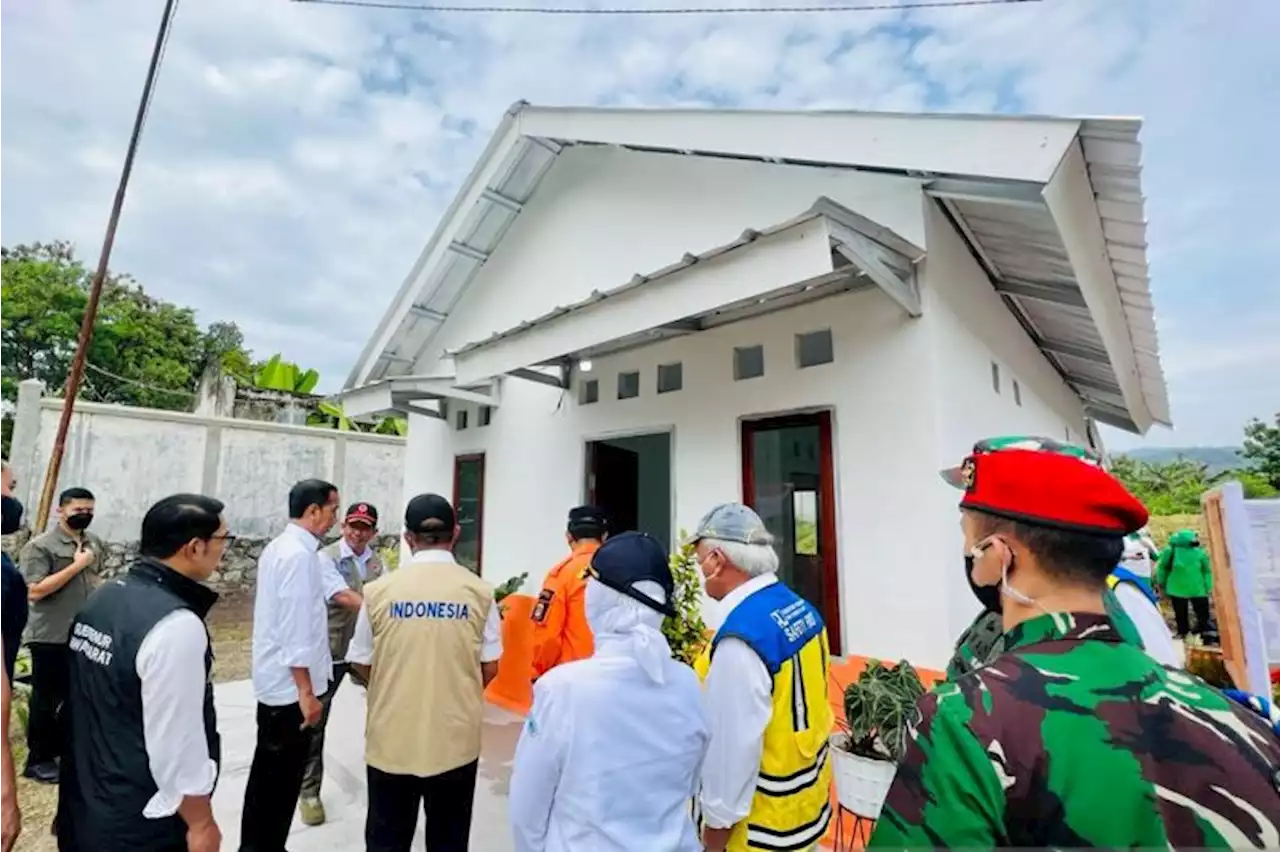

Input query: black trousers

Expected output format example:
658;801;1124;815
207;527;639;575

239;701;310;852
365;760;478;852
301;663;348;798
1171;596;1211;636
28;642;69;765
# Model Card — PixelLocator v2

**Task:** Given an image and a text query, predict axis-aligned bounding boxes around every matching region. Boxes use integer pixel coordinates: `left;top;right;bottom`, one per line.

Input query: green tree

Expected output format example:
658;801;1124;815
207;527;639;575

1243;413;1280;490
1;241;253;411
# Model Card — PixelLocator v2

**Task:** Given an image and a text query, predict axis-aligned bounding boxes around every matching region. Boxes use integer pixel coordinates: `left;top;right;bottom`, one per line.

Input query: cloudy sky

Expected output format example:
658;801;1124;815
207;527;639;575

2;0;1276;450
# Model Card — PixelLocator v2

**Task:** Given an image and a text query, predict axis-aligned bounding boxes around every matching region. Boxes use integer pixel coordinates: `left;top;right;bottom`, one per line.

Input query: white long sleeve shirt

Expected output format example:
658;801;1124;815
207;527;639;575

1113;583;1181;667
699;573;778;829
251;523;337;705
136;610;218;818
509;637;709;852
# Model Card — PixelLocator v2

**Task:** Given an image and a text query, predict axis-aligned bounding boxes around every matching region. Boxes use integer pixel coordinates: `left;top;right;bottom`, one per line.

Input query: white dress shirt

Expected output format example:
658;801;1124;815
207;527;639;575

137;610;218;818
346;548;503;666
509;635;709;852
1114;583;1181;667
700;573;778;830
251;523;334;705
337;538;375;580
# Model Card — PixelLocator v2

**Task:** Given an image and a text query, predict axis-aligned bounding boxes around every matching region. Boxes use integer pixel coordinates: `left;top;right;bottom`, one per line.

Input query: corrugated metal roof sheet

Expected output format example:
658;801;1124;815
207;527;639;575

354;107;1169;435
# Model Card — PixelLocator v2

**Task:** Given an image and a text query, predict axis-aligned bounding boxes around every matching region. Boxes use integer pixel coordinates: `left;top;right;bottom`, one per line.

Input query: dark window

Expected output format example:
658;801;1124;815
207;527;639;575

580;379;599;405
991;361;1001;394
795;329;834;369
455;408;469;430
1013;380;1022;407
452;454;485;575
618;371;640;400
657;362;683;394
478;405;493;426
734;345;765;381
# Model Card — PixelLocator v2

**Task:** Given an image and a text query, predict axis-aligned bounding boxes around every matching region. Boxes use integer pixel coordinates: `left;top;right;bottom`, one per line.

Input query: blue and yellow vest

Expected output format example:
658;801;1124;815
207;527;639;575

1108;566;1158;605
694;582;833;852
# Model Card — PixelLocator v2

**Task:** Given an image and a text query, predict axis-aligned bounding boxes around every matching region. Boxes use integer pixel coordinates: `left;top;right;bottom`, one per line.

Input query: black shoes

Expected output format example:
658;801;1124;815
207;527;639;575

22;760;58;784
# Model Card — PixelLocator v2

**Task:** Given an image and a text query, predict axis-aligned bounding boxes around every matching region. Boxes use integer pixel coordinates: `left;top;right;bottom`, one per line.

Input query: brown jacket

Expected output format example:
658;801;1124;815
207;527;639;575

323;539;384;661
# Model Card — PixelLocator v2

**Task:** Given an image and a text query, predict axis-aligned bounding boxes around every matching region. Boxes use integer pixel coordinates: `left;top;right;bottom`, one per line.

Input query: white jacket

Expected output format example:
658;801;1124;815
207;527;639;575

509;638;709;852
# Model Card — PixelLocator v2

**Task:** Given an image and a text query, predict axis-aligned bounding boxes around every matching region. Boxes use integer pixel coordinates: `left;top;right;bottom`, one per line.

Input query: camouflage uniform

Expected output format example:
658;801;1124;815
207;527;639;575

872;611;1280;848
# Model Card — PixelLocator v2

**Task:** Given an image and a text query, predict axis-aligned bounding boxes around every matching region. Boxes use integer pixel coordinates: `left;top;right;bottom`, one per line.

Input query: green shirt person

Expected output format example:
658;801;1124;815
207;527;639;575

873;437;1280;848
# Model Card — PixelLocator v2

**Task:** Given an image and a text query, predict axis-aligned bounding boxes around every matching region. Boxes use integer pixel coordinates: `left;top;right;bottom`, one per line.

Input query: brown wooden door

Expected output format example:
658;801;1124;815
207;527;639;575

586;441;640;535
741;412;842;654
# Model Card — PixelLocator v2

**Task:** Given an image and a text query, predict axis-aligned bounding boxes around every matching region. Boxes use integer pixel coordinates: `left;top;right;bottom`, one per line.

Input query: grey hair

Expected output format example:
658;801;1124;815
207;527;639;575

707;537;779;578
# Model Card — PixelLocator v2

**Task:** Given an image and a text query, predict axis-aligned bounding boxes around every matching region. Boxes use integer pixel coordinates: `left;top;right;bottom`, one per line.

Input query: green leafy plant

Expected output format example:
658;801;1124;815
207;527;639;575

378;545;401;572
252;353;319;395
494;571;529;619
839;659;926;762
664;533;708;666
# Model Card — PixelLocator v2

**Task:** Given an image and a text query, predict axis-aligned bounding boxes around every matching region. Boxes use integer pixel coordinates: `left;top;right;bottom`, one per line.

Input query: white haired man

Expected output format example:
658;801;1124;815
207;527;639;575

690;504;833;852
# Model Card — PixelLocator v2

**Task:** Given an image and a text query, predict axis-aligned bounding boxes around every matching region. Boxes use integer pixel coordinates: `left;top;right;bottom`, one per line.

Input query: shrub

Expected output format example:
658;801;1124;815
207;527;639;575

840;659;926;762
664;534;708;666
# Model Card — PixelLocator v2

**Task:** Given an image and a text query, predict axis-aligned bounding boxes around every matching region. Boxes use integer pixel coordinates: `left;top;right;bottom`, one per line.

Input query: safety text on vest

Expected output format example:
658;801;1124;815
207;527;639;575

69;621;114;667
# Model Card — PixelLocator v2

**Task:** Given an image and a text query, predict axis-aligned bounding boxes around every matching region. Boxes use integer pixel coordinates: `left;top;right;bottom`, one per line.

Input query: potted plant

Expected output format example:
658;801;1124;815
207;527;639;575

494;572;529;619
664;534;708;666
832;659;925;819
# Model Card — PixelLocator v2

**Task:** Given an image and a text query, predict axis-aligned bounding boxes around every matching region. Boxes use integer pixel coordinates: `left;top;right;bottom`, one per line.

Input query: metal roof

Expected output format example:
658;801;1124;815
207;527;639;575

347;104;1169;435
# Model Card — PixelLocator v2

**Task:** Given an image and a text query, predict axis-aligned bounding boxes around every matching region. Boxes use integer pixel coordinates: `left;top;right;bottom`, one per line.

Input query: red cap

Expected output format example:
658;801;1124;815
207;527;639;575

344;502;378;527
957;449;1148;536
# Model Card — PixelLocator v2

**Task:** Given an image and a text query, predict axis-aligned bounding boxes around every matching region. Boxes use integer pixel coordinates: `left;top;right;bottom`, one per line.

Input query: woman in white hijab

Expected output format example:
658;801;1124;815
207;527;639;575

509;531;709;852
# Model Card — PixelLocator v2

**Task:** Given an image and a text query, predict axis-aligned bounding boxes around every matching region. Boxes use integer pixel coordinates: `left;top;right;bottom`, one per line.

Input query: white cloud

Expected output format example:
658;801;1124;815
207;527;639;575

2;0;1276;449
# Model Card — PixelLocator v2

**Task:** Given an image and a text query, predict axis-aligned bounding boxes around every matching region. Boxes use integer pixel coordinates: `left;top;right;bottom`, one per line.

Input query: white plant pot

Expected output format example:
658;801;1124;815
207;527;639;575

831;737;898;820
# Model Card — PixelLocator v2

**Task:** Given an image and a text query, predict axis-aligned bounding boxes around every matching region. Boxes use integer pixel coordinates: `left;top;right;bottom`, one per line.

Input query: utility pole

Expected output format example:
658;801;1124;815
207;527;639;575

32;0;180;531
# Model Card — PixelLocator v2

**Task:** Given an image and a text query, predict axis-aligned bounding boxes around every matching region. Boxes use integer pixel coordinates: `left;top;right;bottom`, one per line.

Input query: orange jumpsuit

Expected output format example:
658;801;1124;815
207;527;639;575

530;540;599;679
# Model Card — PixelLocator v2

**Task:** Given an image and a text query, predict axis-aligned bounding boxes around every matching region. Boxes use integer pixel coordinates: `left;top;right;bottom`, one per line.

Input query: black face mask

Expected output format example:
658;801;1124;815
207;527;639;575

1;496;22;536
65;512;94;532
965;553;1003;614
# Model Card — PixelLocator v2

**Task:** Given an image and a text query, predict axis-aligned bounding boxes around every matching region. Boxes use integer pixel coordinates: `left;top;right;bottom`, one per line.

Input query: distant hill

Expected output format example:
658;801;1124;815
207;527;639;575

1118;446;1252;475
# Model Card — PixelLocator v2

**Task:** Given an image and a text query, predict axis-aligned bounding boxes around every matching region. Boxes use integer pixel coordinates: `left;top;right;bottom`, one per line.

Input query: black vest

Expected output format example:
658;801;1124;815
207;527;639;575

57;559;220;852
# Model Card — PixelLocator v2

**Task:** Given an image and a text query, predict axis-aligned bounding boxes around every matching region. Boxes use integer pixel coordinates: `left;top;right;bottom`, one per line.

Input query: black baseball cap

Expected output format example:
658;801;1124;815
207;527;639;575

586;531;676;618
404;493;455;535
345;502;379;527
567;505;608;535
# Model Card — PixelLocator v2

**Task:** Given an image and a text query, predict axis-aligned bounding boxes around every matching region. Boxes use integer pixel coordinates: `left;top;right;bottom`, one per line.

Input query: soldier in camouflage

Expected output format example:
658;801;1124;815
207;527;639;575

872;438;1280;848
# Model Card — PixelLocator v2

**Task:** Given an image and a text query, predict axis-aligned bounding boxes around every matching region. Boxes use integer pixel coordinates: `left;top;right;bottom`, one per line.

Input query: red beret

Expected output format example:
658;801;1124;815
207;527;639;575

951;448;1148;536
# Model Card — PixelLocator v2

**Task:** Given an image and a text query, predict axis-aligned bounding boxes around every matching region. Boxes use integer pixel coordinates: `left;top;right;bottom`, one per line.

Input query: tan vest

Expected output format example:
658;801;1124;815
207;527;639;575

363;554;494;777
322;540;383;660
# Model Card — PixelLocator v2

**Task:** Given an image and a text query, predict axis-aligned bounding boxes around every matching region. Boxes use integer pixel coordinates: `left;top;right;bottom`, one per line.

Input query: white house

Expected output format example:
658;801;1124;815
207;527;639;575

339;103;1169;670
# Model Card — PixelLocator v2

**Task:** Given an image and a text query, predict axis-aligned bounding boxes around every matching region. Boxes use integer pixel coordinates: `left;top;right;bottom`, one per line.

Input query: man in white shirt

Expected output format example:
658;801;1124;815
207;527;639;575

509;531;709;852
690;504;833;852
346;494;502;851
241;479;351;852
57;493;230;852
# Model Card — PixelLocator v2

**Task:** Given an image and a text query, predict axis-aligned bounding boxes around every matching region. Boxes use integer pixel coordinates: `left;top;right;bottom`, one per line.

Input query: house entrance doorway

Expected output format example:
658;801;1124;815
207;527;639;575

585;431;672;549
742;412;842;654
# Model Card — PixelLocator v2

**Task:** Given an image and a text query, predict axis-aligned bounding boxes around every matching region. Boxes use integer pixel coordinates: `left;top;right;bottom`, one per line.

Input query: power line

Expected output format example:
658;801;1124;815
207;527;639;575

83;362;197;399
292;0;1041;15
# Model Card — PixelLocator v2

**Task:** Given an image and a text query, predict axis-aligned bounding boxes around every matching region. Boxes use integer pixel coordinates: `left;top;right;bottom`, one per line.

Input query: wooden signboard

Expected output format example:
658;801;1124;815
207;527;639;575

1202;488;1249;691
1201;483;1276;696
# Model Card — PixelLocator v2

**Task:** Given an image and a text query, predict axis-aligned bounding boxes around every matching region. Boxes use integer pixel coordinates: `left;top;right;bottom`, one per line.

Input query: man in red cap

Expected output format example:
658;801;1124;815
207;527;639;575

870;437;1280;848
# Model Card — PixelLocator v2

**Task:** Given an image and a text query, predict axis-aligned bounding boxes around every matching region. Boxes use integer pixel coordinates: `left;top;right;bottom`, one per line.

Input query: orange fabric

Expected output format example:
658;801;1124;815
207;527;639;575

529;541;599;679
484;594;536;714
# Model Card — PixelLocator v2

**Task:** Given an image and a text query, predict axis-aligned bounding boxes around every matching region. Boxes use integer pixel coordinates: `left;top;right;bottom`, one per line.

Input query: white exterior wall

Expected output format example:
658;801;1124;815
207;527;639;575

423;147;925;371
405;286;965;669
918;202;1091;645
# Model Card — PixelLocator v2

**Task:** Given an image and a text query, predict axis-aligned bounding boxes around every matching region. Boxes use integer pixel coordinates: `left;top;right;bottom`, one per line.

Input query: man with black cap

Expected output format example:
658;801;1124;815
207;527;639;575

529;506;607;681
346;493;502;851
510;531;708;852
869;437;1280;848
299;501;384;826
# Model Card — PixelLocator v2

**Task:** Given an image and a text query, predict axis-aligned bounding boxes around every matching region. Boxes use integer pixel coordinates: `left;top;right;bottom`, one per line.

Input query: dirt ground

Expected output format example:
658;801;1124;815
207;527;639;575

9;593;255;852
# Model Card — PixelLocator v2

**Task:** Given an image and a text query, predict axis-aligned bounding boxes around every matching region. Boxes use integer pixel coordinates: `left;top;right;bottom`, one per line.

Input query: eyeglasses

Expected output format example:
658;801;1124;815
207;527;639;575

208;533;236;545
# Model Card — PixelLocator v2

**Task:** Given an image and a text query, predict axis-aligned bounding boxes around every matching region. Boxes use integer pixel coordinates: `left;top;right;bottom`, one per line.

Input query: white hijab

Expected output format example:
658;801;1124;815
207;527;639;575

584;577;672;685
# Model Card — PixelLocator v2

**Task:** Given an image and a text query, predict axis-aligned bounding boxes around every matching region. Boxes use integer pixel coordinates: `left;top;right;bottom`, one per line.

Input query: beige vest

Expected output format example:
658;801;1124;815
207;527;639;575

322;540;383;660
363;554;494;777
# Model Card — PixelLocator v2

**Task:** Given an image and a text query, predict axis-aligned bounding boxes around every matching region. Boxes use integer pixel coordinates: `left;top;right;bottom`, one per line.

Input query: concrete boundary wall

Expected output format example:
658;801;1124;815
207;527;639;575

7;380;407;590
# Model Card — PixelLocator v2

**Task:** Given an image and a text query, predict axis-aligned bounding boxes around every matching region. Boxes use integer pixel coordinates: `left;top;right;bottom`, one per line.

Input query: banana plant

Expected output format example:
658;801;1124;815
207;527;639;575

252;353;320;395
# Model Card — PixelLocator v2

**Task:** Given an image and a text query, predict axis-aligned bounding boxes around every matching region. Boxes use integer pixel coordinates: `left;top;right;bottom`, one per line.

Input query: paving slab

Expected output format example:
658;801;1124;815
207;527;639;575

211;679;521;851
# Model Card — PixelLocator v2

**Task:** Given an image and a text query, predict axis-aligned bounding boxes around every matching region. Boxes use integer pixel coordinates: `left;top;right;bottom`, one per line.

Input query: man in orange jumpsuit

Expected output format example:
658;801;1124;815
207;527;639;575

530;506;608;680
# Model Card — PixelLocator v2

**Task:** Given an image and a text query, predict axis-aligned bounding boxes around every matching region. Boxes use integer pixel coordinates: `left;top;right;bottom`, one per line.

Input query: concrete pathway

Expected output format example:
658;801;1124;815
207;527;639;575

211;679;522;851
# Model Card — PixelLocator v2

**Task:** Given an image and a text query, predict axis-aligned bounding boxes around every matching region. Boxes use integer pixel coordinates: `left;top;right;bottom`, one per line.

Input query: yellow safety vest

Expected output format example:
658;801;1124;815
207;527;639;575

694;582;833;851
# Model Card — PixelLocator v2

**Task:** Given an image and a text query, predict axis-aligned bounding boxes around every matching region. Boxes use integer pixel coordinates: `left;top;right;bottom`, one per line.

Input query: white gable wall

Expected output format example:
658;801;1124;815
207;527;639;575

405;284;970;669
918;200;1091;644
421;147;925;372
